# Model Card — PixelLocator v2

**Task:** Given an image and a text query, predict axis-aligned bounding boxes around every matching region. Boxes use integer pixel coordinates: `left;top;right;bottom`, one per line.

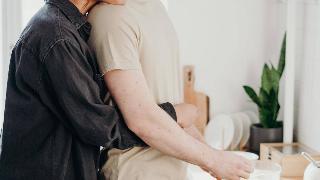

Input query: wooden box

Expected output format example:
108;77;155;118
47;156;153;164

260;143;320;178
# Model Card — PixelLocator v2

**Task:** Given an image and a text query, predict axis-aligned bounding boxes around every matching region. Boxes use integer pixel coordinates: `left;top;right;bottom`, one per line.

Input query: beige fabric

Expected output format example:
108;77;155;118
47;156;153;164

88;0;182;104
102;148;187;180
88;0;186;179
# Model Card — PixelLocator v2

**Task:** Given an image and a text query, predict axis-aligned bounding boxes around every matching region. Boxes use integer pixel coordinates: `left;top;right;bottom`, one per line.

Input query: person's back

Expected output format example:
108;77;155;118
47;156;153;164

88;0;186;179
0;2;106;180
89;0;181;104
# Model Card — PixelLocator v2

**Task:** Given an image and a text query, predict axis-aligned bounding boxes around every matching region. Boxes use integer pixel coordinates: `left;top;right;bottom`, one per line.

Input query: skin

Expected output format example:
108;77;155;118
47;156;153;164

69;0;126;14
104;70;252;180
174;104;206;143
69;0;254;179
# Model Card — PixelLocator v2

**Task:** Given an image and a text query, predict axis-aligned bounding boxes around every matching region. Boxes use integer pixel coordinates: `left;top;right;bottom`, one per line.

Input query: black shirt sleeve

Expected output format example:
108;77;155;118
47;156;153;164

44;39;120;146
159;102;177;121
43;39;177;147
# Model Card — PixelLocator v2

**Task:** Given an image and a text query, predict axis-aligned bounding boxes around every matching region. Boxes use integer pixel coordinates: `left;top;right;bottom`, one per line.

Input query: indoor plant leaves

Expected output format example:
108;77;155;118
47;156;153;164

243;33;286;128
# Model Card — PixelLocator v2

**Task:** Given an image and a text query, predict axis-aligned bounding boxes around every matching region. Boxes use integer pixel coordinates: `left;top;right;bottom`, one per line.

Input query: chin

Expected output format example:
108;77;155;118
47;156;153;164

100;0;126;5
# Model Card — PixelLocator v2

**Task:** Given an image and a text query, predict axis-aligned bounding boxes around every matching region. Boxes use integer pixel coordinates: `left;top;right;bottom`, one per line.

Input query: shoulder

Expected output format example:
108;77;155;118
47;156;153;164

19;4;79;60
89;2;132;21
88;3;140;49
88;3;139;32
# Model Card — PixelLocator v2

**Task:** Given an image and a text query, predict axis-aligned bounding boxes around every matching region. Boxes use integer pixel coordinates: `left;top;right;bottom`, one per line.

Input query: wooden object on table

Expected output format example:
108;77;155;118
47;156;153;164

260;143;320;178
183;65;210;134
281;176;303;180
183;66;197;105
195;92;210;134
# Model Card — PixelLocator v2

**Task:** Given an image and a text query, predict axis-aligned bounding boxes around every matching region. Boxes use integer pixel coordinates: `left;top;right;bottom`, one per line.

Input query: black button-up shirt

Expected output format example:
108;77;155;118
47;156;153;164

0;0;177;180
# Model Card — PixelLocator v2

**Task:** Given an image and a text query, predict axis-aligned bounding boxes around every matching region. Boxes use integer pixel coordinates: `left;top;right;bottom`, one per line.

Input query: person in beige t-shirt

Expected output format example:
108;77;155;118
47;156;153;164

88;0;253;180
90;0;181;105
89;1;186;179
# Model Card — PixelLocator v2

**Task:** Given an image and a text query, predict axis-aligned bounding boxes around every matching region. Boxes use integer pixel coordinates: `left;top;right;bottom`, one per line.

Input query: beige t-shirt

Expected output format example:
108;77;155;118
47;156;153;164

88;1;187;180
88;0;182;104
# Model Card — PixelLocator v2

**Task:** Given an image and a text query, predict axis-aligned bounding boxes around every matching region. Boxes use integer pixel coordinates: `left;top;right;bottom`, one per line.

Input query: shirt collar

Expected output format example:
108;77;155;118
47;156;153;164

45;0;92;41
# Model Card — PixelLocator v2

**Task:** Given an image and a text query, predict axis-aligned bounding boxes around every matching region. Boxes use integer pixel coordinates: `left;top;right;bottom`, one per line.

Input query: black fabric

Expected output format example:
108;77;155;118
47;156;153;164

0;0;177;180
98;102;178;172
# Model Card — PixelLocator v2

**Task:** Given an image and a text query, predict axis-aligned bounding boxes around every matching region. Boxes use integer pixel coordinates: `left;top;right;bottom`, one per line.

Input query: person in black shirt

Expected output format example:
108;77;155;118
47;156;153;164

0;0;180;180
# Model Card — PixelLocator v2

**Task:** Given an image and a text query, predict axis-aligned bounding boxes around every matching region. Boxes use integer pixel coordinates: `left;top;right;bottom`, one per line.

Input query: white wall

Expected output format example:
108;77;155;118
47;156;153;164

1;0;22;143
21;0;44;28
0;0;4;146
0;1;3;98
0;1;3;64
295;1;320;151
168;0;320;151
168;0;287;116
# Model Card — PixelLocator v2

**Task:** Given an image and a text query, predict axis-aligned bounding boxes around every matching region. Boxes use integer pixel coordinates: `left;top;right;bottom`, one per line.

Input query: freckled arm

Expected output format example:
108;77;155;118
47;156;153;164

103;69;215;169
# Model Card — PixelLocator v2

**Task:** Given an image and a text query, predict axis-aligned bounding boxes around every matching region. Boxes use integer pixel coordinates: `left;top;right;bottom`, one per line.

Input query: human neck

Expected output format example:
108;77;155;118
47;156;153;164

69;0;96;14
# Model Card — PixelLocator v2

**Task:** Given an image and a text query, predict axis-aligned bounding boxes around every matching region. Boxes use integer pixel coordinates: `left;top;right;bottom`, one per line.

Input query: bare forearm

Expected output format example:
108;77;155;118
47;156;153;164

132;106;214;169
104;70;215;169
173;103;205;142
183;125;206;143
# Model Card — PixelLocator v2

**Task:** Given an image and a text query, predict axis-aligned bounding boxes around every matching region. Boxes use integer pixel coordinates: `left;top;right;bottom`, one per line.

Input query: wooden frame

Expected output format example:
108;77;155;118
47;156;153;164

260;143;320;178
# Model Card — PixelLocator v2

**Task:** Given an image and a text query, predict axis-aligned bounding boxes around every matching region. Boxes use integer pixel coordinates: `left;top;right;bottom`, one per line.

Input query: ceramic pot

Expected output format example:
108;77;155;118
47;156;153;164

249;122;283;154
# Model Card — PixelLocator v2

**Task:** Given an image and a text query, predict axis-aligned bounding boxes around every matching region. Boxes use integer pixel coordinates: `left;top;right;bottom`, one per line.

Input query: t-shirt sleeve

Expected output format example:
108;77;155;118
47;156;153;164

89;7;141;74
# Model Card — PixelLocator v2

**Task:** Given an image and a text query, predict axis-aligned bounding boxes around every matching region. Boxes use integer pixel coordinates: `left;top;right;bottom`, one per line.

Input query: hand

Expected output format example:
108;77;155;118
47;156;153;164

205;150;253;180
101;0;126;5
174;103;199;129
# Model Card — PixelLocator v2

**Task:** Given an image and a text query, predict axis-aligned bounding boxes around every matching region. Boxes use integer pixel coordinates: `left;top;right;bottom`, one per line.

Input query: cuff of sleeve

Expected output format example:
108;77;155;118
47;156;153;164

100;60;142;75
158;102;177;122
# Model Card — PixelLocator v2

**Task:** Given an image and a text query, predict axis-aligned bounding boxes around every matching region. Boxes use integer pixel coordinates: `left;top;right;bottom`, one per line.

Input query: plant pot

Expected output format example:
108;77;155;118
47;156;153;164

249;122;283;154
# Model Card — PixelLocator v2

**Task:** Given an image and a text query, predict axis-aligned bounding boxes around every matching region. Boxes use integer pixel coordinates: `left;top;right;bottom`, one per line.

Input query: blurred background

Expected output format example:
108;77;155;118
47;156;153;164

0;0;319;163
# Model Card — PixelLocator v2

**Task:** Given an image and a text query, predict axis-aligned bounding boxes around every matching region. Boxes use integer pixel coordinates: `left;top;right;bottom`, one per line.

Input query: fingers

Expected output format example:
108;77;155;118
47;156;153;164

235;159;253;179
240;157;251;166
242;161;254;173
206;151;254;180
238;161;253;180
238;170;250;179
230;176;241;180
237;157;253;172
241;162;253;173
244;160;253;168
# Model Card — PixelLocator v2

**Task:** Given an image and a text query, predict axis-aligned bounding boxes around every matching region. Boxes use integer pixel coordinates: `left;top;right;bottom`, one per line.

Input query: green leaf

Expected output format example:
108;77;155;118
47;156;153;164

258;89;280;128
262;64;281;94
278;33;286;77
254;33;286;128
270;89;280;126
269;89;279;121
261;64;273;93
270;68;281;93
243;86;261;107
259;88;269;105
259;108;273;128
273;103;280;127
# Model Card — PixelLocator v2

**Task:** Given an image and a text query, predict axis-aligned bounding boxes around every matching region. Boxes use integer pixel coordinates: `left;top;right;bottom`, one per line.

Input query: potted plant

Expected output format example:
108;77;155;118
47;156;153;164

243;34;286;153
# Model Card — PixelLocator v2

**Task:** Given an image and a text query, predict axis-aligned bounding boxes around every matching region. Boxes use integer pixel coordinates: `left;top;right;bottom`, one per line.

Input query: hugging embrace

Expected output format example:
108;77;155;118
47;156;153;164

0;0;252;180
